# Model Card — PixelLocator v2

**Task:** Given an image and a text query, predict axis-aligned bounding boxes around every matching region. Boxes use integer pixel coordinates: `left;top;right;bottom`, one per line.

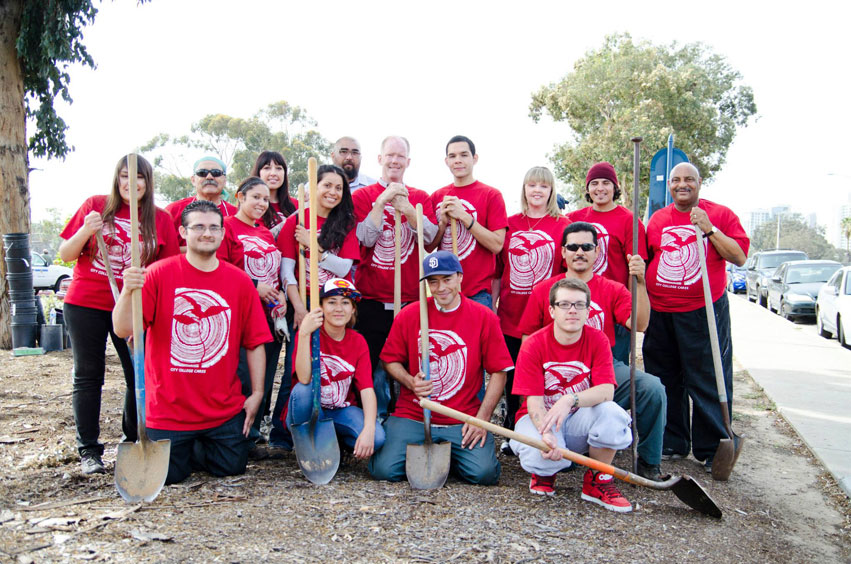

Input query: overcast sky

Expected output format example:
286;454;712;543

28;0;851;244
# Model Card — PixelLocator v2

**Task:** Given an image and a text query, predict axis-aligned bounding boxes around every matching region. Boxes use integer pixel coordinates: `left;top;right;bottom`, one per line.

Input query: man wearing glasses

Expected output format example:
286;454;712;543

331;137;375;192
165;156;238;252
114;200;272;484
509;278;633;512
516;222;667;481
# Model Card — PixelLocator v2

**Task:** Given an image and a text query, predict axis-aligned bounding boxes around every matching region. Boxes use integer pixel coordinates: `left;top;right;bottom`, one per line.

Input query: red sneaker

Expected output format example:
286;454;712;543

581;469;632;513
529;473;556;496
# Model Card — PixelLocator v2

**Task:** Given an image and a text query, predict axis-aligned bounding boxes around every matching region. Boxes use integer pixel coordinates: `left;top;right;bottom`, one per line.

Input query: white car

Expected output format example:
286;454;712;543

816;265;851;349
31;252;72;293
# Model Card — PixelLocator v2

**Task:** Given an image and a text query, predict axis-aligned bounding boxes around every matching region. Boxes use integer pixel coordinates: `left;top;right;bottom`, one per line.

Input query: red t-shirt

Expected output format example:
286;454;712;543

496;214;571;338
165;196;238;247
276;212;360;292
513;326;616;422
268;197;298;228
217;216;282;290
289;327;373;414
567;205;648;287
60;195;179;311
430;180;509;297
380;296;514;425
353;183;436;303
142;255;272;431
516;273;631;347
646;199;749;312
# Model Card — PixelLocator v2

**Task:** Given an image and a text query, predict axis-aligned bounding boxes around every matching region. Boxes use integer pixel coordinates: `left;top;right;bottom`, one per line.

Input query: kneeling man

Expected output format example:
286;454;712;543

510;278;633;512
369;251;512;485
114;200;272;484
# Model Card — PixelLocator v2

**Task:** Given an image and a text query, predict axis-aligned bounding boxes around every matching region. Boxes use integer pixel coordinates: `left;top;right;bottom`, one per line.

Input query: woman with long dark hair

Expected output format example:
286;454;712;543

58;154;179;474
250;151;297;229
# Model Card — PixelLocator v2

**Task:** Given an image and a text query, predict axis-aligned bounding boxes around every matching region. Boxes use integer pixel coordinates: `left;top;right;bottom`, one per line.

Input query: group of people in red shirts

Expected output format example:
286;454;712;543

59;133;748;514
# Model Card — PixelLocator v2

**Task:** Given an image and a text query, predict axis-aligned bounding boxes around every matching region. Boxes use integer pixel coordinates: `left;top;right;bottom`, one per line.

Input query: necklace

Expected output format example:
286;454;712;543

524;213;547;232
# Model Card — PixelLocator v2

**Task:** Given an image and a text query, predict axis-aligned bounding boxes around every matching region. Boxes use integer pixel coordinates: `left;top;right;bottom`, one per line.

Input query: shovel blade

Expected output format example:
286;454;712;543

114;438;171;503
670;475;723;519
711;436;743;481
405;441;451;490
291;417;340;485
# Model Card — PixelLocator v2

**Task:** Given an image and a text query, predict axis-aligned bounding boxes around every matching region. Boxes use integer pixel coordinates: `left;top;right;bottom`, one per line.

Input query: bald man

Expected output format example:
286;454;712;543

331;137;375;192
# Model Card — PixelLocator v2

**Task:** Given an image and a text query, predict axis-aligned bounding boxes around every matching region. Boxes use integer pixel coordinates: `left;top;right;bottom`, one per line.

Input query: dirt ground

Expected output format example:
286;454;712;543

1;345;850;563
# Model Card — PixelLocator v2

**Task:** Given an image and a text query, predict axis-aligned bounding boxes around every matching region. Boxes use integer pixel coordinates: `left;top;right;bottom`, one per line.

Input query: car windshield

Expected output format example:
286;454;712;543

761;253;806;269
786;265;840;284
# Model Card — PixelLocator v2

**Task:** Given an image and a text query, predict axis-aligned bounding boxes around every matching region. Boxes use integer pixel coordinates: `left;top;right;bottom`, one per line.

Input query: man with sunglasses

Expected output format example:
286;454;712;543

516;222;667;481
331;137;375;192
509;278;633;511
113;200;272;484
165;156;238;252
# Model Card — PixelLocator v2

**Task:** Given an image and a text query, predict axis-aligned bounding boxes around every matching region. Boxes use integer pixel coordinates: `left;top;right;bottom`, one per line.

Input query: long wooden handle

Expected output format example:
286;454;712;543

308;162;319;305
394;210;402;317
127;154;143;351
96;231;120;303
297;183;306;305
629;136;642;473
416;204;432;435
450;219;459;256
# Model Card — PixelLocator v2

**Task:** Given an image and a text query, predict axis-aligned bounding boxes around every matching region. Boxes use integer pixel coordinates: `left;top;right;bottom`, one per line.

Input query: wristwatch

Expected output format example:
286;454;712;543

703;225;718;238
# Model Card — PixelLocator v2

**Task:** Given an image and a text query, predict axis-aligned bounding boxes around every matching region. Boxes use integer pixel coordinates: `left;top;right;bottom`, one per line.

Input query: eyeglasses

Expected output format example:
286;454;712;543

337;148;361;156
564;243;595;252
186;224;223;234
195;169;225;178
552;300;588;311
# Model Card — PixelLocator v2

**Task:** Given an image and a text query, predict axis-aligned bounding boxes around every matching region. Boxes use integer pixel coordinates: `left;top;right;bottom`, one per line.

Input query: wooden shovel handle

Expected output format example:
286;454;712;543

308;160;319;305
127;154;143;352
298;183;306;305
450;218;459;256
96;231;120;304
394;210;402;317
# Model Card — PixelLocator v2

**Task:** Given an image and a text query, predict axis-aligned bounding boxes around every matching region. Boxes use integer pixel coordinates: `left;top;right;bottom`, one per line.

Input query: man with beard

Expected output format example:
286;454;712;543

642;162;748;475
516;222;667;481
369;251;512;484
113;200;272;484
331;137;375;192
165;156;238;252
353;136;438;418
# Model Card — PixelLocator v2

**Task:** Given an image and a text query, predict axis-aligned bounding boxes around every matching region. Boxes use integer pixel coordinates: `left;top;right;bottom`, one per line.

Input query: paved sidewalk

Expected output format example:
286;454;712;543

729;293;851;498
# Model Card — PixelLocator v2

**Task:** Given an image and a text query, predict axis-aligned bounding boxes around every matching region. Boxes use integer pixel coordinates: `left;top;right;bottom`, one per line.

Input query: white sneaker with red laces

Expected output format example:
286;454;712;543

529;473;556;496
581;469;632;513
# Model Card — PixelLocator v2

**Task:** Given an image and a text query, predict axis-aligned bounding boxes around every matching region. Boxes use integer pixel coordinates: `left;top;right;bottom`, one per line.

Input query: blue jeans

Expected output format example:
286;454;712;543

269;319;295;449
368;415;500;485
612;359;667;465
612;323;631;364
147;412;251;485
468;290;493;310
286;382;385;451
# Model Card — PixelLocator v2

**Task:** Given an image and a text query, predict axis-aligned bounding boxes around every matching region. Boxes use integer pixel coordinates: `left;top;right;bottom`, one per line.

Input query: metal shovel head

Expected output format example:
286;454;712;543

405;440;451;490
711;436;743;482
114;438;171;503
291;416;340;485
668;475;723;519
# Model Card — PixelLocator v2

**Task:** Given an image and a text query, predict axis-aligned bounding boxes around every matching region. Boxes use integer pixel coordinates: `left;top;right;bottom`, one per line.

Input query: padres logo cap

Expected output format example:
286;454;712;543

420;250;463;280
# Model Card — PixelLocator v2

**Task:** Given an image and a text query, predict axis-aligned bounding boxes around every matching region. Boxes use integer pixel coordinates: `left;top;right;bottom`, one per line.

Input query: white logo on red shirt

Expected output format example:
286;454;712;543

93;217;133;276
372;202;414;270
657;225;705;287
438;199;477;259
238;234;281;289
586;299;604;333
543;361;591;410
419;329;467;401
170;288;231;369
508;230;555;292
590;222;609;275
319;353;355;409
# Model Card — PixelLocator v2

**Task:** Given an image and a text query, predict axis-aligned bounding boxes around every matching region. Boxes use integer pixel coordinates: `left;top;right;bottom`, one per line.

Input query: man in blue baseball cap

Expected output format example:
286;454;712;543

370;251;514;485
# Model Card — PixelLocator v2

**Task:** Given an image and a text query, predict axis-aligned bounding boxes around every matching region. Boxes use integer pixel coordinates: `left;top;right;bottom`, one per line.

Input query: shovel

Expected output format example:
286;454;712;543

297;183;306;305
693;223;743;481
421;399;722;518
115;153;170;503
291;157;340;485
405;204;452;490
629;136;642;474
450;218;459;256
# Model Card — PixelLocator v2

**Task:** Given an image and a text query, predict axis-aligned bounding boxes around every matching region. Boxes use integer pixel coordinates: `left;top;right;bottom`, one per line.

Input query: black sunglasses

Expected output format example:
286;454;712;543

564;243;595;252
195;169;225;178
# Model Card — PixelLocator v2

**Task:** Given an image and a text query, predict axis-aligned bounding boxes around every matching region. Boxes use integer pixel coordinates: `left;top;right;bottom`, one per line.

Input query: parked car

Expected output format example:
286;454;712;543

31;252;72;293
745;250;808;307
726;263;746;293
766;260;841;321
816;265;851;348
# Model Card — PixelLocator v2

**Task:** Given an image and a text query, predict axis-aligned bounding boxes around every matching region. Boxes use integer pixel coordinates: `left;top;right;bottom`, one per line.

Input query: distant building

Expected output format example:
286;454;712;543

838;203;851;249
748;209;772;235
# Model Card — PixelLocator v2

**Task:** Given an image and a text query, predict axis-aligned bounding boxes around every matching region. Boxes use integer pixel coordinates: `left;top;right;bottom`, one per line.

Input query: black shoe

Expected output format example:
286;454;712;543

636;458;666;482
500;440;515;457
661;448;687;461
248;444;270;461
81;451;105;475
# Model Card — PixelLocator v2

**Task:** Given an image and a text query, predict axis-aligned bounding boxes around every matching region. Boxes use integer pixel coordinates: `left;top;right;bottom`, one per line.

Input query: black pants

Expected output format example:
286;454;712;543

642;293;733;462
64;303;136;456
237;316;283;439
502;335;523;430
355;298;403;415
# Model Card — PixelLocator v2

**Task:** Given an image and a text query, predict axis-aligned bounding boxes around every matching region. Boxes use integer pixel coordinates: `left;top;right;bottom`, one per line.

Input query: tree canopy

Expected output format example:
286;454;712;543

530;33;757;207
141;101;331;203
750;214;839;261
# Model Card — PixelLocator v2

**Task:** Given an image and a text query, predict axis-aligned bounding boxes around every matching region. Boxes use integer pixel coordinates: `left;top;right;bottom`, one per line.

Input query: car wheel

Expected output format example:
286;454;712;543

54;275;69;294
747;284;756;302
780;302;790;320
817;307;831;338
840;316;850;349
758;288;768;308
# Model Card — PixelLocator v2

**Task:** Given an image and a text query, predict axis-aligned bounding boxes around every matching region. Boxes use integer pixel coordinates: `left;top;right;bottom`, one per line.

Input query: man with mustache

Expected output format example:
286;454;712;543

114;200;271;484
165;156;238;252
369;251;512;484
516;222;667;481
642;162;748;476
330;136;375;192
